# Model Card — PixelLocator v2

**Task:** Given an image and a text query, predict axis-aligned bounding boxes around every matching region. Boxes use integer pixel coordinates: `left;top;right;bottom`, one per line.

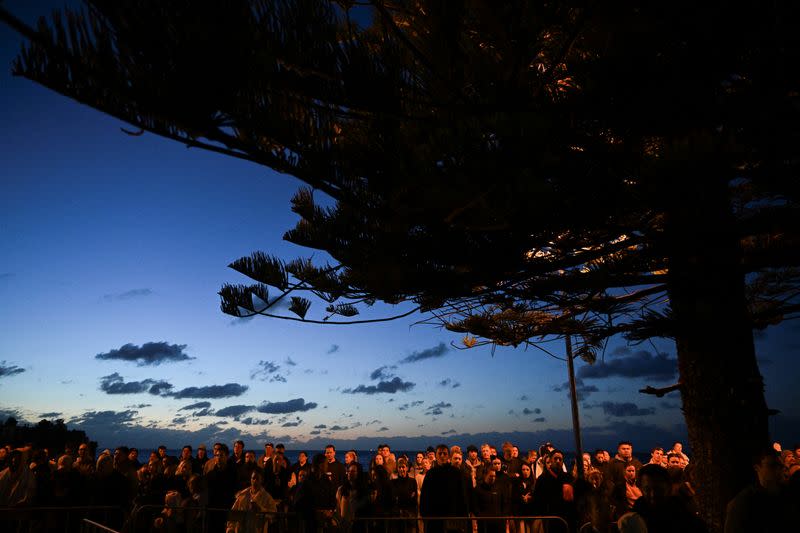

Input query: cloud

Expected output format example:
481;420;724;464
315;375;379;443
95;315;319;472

441;429;457;435
0;361;25;378
172;384;249;399
257;398;317;414
533;417;546;422
343;377;415;395
69;409;140;428
99;373;174;395
0;409;27;424
522;407;541;415
378;427;389;432
127;404;152;409
590;401;656;417
192;408;214;416
215;405;255;418
399;343;449;364
552;378;599;401
370;366;396;380
285;357;297;366
398;400;424;411
172;416;188;425
39;411;62;419
425;402;452;416
251;360;281;380
102;288;153;301
578;350;678;381
330;425;347;431
95;342;194;366
239;417;271;425
310;430;321;435
179;401;211;411
282;421;301;427
438;379;461;388
314;424;327;429
327;344;340;354
519;395;529;401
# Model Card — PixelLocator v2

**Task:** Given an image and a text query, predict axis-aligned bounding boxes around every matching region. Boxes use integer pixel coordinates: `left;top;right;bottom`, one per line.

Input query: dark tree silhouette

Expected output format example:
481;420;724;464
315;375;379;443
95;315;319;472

3;2;800;530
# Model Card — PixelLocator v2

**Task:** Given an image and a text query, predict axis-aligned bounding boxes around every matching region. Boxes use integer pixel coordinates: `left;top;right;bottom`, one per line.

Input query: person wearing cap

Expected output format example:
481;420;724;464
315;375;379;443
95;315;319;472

194;444;208;474
532;449;576;529
465;445;481;487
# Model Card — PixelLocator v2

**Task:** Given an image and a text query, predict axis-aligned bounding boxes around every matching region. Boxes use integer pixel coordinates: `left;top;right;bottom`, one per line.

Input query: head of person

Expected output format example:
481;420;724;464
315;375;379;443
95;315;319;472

8;450;24;473
547;450;564;473
250;469;263;488
181;445;192;461
312;453;328;476
638;464;671;506
502;441;514;460
467;445;479;461
752;448;785;490
490;455;503;472
114;447;129;470
397;458;409;478
346;462;360;484
245;450;256;464
427;447;436;464
617;441;633;460
624;464;637;483
197;445;207;459
379;444;391;458
264;443;274;457
157;445;167;458
176;459;192;477
512;446;520;458
576;453;589;473
435;444;450;466
129;448;139;462
188;474;203;494
528;450;538;463
483;468;497;486
451;452;463;468
298;451;308;465
650;447;663;463
480;444;491;462
415;452;424;464
216;443;229;466
667;452;682;468
234;440;244;456
672;442;683;453
78;443;90;458
520;461;532;479
421;457;431;471
325;444;336;463
373;453;384;466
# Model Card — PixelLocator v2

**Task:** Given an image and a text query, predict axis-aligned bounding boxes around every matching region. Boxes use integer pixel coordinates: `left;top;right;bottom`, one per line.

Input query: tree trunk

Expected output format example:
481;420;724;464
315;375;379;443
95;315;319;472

665;160;769;532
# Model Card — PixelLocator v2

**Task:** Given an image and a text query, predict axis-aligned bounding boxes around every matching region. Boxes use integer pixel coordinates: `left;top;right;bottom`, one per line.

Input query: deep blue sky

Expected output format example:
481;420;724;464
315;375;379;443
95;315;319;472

1;2;797;454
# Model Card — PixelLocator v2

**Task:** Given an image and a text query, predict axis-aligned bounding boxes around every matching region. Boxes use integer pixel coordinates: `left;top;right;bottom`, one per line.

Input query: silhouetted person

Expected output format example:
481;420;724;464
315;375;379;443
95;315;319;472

420;444;468;533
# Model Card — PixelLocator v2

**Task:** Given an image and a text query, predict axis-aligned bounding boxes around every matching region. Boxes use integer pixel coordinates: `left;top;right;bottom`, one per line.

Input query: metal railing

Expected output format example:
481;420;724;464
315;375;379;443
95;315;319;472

0;506;123;533
1;505;573;533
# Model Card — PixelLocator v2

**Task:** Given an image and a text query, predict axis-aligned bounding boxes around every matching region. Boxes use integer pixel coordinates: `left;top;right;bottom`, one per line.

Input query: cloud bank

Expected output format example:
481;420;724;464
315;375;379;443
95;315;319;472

95;342;194;366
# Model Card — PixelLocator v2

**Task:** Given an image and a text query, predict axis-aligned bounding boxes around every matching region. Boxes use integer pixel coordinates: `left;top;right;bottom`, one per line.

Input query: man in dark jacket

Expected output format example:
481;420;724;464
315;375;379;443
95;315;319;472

532;449;576;529
420;444;468;533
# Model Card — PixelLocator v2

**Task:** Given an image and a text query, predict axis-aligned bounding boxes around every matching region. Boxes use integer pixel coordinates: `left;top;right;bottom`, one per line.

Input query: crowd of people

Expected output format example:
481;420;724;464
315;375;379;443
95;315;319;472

0;438;798;532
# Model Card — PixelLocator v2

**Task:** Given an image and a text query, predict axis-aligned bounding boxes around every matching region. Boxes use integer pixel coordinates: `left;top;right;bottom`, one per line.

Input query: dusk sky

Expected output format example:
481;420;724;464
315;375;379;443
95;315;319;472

1;2;798;455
